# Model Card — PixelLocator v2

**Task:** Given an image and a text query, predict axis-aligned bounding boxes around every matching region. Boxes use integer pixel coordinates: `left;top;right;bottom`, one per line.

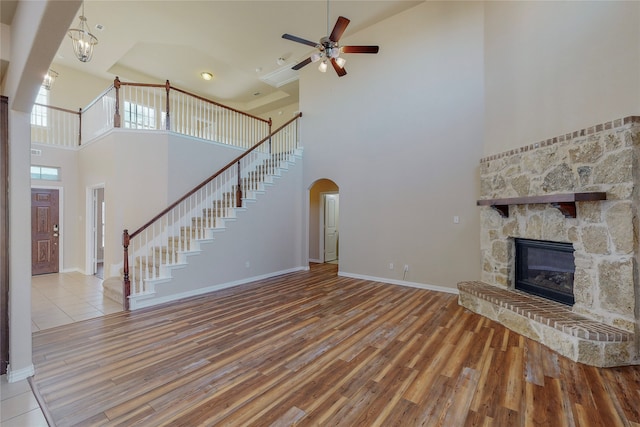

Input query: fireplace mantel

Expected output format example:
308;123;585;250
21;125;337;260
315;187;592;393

477;192;607;218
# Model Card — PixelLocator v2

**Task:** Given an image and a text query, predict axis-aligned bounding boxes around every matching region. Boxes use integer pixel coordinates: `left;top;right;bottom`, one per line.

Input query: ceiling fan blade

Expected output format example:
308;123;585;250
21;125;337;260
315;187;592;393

331;58;347;77
282;33;318;48
329;16;350;42
292;57;313;70
341;45;379;54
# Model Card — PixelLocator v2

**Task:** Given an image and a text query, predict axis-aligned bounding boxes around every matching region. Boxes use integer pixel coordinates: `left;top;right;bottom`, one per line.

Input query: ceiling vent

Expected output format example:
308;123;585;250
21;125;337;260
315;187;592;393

259;65;299;88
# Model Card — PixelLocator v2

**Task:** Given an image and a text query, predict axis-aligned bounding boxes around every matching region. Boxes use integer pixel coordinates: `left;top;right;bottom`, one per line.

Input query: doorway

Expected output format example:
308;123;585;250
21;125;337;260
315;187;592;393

31;188;60;275
323;194;339;263
89;186;105;278
308;179;339;264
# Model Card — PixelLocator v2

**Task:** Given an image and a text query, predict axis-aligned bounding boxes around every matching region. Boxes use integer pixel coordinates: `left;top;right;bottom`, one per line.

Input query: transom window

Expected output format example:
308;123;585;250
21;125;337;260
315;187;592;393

31;165;60;181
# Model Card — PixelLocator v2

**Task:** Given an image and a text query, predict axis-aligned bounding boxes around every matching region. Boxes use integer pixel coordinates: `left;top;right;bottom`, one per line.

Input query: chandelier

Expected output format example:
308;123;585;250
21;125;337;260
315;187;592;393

67;2;98;62
42;69;58;90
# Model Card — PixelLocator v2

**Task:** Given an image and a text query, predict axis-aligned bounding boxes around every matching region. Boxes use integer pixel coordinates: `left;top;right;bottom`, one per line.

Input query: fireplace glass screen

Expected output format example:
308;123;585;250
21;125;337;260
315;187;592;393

514;238;575;305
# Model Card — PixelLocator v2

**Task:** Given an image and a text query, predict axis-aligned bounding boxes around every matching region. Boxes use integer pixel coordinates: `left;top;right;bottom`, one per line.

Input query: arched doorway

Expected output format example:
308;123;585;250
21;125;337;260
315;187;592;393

308;179;339;265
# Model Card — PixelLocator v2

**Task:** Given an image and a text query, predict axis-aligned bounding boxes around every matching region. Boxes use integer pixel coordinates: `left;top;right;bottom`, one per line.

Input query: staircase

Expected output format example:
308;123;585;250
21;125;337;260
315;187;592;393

103;115;303;309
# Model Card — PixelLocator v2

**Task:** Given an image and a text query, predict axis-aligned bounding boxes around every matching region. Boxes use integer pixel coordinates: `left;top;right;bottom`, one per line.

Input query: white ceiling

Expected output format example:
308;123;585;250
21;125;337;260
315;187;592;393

43;1;422;115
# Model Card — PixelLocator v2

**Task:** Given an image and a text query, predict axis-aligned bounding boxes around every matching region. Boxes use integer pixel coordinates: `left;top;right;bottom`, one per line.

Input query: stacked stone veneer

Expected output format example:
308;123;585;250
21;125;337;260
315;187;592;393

460;116;640;367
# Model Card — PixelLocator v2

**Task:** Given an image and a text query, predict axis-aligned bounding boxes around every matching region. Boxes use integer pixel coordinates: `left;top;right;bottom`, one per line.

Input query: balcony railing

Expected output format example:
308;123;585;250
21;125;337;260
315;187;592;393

32;77;271;149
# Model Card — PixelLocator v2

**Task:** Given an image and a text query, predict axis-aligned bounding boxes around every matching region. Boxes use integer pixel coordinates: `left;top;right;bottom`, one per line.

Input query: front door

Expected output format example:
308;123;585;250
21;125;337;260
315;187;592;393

324;194;339;262
31;188;60;275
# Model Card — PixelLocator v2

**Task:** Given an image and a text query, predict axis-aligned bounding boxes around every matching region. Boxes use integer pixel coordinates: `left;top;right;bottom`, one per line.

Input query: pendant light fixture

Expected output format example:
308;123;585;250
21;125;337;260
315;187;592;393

68;1;98;62
42;69;58;90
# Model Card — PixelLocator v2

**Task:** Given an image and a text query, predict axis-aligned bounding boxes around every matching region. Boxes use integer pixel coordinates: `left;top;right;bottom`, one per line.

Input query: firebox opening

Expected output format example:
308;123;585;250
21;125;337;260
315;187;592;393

514;238;575;306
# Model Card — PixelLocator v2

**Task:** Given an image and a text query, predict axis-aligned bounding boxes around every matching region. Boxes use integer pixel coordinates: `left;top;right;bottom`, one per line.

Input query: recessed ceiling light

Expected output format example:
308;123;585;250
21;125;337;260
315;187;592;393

200;72;214;81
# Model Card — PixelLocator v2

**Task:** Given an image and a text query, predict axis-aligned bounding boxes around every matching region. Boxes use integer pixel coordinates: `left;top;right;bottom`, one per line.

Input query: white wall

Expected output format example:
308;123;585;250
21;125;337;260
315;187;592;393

484;1;640;155
259;102;300;130
300;1;484;290
166;133;246;201
47;64;114;111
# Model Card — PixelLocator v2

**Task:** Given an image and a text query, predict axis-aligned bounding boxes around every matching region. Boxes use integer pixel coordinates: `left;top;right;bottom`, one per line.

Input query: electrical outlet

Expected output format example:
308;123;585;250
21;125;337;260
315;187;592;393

403;264;409;272
245;261;250;268
389;263;394;270
453;216;460;224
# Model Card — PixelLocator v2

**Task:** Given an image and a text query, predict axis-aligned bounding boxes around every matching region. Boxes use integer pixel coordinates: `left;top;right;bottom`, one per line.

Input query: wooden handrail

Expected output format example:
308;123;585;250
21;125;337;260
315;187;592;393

128;112;301;240
119;82;166;88
169;86;270;124
84;84;116;111
32;103;80;115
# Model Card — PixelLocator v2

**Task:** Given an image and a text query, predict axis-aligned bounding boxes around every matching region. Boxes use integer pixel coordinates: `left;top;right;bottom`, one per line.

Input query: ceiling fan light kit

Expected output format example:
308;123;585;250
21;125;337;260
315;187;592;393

282;14;379;77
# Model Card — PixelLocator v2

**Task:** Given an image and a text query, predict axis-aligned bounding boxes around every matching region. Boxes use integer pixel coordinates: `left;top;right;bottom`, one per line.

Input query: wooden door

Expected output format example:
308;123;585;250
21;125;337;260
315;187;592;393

32;189;60;275
324;194;339;262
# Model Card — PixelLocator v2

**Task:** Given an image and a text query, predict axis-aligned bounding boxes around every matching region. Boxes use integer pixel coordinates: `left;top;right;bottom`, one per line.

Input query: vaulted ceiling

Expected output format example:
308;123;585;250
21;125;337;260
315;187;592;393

3;1;422;115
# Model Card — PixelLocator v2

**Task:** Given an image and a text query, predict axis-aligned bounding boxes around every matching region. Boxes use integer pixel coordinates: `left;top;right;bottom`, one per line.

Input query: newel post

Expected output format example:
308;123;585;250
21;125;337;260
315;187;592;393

236;161;243;208
165;80;171;130
114;76;121;128
78;108;82;146
123;229;130;311
268;117;272;154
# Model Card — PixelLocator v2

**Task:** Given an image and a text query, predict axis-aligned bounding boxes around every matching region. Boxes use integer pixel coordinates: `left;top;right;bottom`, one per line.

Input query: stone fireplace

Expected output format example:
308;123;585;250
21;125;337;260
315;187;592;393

458;116;640;367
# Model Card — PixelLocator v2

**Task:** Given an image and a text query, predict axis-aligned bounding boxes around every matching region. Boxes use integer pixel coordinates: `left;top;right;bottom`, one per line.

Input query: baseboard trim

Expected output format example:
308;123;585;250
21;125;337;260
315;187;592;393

6;364;34;383
130;266;308;310
338;271;459;295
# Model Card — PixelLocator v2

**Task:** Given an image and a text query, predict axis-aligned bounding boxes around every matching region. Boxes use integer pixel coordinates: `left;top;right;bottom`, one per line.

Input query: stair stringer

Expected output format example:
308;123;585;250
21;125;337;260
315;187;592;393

128;150;305;310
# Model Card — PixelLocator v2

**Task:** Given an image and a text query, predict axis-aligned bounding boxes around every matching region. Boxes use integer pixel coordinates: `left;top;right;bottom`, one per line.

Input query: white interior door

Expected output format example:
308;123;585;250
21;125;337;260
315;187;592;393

324;194;339;262
91;188;99;275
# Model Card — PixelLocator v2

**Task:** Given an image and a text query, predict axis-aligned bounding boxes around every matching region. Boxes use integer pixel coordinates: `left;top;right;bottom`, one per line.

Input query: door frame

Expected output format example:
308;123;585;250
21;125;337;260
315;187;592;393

85;184;105;275
31;185;64;274
1;95;8;375
319;191;339;263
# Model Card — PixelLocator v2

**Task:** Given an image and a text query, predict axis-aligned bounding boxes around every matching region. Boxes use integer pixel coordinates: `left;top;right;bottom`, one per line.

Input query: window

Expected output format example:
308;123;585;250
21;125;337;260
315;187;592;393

30;165;60;181
123;101;156;129
31;86;48;127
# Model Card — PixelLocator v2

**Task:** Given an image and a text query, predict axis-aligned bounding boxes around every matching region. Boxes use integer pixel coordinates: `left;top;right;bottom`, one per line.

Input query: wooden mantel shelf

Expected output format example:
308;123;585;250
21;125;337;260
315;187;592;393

477;192;607;218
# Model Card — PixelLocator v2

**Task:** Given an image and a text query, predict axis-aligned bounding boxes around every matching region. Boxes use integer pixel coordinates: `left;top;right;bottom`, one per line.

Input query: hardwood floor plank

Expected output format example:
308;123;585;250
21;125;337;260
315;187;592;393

29;263;640;426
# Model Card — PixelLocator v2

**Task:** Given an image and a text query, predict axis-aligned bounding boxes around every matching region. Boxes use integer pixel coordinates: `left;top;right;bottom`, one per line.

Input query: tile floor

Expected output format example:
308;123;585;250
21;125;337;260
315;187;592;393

31;271;122;332
1;271;122;425
0;376;46;427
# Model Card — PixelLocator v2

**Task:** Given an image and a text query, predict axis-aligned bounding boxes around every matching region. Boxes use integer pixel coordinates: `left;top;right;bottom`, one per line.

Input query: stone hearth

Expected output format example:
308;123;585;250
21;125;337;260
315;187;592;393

459;116;640;367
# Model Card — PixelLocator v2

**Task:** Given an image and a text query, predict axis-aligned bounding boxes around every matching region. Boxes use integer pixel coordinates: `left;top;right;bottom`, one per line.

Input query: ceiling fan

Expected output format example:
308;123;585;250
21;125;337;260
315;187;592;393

282;14;379;77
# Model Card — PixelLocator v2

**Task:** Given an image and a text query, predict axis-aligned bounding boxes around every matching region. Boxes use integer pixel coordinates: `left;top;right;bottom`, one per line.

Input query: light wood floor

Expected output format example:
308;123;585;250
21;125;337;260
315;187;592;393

31;263;640;426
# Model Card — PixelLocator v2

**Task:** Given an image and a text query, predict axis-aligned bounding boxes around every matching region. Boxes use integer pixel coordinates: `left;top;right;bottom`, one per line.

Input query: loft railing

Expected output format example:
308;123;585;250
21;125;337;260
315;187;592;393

121;113;302;309
30;104;81;148
31;77;271;149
